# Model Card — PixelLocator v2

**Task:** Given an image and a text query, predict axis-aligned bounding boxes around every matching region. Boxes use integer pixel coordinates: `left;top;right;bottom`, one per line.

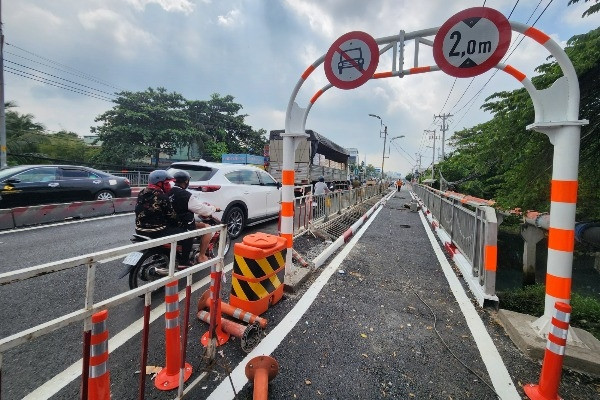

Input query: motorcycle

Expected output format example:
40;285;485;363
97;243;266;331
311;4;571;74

119;214;231;291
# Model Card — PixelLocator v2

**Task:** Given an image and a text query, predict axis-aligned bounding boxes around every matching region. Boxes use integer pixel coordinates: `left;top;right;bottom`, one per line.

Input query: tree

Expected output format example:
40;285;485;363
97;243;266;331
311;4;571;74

568;0;600;18
365;164;376;178
38;131;89;163
5;102;48;162
187;94;266;161
92;87;193;167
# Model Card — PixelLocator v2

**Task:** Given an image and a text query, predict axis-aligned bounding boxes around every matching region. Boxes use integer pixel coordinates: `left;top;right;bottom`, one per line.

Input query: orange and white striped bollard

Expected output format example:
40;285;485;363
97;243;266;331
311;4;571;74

88;310;110;400
524;302;572;400
155;280;192;391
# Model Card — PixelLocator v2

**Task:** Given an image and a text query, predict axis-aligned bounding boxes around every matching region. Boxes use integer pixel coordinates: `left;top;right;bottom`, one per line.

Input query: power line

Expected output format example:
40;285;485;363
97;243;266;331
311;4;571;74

5;50;124;92
5;60;116;97
5;42;125;91
439;78;456;114
5;68;114;102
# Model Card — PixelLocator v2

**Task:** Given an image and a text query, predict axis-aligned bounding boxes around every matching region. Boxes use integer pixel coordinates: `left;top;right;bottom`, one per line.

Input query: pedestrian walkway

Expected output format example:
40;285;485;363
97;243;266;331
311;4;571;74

208;191;524;399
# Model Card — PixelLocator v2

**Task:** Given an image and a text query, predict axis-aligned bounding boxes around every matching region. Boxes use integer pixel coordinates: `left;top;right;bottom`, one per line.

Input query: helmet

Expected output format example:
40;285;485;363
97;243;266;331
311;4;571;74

148;170;173;185
172;169;191;184
318;176;325;182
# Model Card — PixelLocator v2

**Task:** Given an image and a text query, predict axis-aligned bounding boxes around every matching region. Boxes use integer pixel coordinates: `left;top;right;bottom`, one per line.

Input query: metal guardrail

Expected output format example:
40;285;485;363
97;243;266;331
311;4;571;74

291;183;387;236
413;184;500;306
0;225;227;399
105;171;149;186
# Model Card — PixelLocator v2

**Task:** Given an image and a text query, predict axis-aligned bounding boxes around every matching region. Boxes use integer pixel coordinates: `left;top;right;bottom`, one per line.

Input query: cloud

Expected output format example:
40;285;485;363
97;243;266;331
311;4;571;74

217;8;242;27
124;0;196;14
283;0;336;39
78;9;156;57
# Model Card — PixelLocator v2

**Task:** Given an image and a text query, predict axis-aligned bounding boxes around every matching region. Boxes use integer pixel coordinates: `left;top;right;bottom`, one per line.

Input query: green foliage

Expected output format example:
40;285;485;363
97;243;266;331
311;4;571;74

91;89;267;166
187;94;267;161
568;0;600;17
365;164;376;177
498;284;546;316
92;87;193;167
5;102;48;163
38;131;89;163
498;284;600;339
444;26;600;219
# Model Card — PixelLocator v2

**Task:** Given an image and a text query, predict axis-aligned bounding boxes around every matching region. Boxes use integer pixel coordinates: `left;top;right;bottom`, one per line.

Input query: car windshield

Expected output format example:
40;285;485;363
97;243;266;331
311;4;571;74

168;165;217;181
0;166;31;180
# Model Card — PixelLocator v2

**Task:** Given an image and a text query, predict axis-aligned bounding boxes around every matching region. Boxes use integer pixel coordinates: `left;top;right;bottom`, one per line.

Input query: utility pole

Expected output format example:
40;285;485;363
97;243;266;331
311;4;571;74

434;113;453;161
381;124;387;180
368;113;387;180
0;0;6;169
414;152;422;181
424;129;437;179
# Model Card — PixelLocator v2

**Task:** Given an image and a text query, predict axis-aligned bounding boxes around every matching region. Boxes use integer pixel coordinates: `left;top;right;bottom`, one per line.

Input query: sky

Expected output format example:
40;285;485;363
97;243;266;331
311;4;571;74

4;0;600;176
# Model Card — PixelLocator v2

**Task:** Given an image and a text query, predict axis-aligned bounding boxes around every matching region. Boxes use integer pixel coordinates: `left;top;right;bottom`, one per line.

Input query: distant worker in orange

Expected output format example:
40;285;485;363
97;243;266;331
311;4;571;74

396;178;403;191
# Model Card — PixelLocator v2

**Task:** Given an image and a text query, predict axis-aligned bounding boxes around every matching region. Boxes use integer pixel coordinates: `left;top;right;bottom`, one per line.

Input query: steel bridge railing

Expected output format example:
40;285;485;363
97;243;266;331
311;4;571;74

412;184;500;305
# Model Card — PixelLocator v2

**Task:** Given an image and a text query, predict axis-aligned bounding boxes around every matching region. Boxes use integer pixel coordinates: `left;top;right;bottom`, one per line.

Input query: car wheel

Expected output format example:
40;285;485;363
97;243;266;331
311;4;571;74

224;206;245;239
96;190;115;201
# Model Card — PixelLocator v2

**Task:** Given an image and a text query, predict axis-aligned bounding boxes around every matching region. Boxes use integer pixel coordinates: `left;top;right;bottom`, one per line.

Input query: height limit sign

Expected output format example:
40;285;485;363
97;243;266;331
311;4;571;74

433;7;511;78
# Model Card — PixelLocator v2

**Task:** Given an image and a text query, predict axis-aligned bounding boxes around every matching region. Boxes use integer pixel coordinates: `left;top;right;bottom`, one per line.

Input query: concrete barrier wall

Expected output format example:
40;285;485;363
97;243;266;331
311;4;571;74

0;209;15;230
1;197;137;230
112;197;136;213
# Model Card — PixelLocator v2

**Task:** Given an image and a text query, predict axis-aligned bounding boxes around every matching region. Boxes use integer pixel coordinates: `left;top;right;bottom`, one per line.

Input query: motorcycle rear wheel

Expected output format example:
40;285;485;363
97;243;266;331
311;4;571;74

128;249;170;291
207;232;231;259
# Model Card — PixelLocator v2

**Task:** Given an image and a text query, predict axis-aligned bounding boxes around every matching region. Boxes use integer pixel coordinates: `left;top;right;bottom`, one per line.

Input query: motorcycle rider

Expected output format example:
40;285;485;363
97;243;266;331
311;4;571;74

169;169;221;263
135;170;194;268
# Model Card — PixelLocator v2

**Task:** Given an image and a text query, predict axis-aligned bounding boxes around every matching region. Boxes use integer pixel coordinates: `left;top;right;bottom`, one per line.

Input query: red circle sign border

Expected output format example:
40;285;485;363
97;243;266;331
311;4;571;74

433;7;512;78
324;31;380;90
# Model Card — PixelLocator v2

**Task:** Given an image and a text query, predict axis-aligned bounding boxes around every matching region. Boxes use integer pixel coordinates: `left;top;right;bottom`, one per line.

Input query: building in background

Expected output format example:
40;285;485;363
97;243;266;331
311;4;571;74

346;148;359;165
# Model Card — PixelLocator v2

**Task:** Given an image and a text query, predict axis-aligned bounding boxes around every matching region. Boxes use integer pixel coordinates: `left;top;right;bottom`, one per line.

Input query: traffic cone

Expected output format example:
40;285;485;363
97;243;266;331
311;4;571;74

155;280;192;391
524;302;572;400
88;310;110;400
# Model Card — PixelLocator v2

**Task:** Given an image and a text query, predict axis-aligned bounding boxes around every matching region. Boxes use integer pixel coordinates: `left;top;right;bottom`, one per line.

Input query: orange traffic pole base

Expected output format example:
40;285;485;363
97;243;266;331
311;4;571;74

523;383;562;400
198;310;262;352
154;362;193;391
199;298;230;347
198;289;268;329
245;356;279;400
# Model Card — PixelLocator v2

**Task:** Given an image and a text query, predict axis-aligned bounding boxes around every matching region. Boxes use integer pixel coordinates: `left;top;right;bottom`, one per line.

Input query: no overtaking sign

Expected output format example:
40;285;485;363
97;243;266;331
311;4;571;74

324;31;380;90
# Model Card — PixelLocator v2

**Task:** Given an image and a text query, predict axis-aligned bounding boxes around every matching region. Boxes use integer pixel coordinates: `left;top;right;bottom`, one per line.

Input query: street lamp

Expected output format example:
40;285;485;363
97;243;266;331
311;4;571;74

388;135;405;155
368;114;387;179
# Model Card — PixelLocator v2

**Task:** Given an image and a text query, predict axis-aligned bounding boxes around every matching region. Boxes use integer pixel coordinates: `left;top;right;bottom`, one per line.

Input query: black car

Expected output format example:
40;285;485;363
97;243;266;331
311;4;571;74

0;165;132;208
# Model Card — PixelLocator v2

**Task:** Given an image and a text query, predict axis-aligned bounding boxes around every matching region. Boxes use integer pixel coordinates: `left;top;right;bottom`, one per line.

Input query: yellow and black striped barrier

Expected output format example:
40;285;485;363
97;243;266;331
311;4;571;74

230;232;287;316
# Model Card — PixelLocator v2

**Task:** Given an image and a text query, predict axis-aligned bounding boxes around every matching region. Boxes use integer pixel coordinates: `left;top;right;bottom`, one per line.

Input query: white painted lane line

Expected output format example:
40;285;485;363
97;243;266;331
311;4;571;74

98;254;127;264
0;213;133;235
417;210;520;400
23;262;233;400
207;204;385;399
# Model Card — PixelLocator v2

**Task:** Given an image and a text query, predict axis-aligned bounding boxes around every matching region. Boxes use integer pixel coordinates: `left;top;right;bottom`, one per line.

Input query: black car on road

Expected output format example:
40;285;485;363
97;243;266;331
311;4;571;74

0;165;132;208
